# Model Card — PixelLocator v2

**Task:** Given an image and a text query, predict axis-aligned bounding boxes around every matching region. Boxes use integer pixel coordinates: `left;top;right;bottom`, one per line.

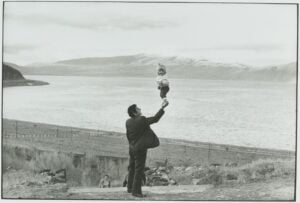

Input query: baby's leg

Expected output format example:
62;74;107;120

161;86;169;97
160;86;170;104
165;86;170;96
160;89;165;99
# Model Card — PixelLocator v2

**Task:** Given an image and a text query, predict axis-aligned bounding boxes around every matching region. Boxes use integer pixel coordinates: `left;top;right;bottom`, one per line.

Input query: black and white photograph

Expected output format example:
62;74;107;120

1;1;297;200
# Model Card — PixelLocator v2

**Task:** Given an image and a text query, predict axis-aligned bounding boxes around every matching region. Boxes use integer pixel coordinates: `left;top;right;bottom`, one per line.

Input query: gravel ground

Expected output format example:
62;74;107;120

66;177;294;200
2;170;294;200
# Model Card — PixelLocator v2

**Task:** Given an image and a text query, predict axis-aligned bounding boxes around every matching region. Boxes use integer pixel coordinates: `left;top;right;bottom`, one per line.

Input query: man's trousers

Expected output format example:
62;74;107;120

127;149;147;194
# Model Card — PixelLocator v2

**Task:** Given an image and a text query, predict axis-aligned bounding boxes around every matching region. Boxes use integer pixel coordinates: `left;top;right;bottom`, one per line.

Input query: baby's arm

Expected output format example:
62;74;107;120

156;80;162;89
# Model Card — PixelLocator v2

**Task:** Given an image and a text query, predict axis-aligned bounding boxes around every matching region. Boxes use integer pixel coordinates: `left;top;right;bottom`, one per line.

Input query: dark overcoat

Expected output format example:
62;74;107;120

126;109;165;151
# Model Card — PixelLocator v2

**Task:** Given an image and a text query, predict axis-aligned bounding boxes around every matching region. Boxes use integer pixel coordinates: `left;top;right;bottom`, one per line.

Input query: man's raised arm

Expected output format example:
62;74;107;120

146;101;169;125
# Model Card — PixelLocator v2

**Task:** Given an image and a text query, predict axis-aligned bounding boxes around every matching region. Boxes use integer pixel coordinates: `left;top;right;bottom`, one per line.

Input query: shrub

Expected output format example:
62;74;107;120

2;147;32;172
219;158;295;184
168;158;295;186
168;169;194;185
29;152;73;172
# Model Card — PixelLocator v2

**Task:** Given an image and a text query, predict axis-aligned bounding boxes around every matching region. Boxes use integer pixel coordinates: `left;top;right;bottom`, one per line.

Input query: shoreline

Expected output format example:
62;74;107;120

3;79;49;87
24;74;296;85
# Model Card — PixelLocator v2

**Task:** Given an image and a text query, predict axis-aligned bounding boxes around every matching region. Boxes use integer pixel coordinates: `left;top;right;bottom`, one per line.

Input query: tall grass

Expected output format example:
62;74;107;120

169;158;295;186
29;152;73;172
3;145;295;187
28;152;83;186
2;146;102;186
223;158;295;184
2;146;32;172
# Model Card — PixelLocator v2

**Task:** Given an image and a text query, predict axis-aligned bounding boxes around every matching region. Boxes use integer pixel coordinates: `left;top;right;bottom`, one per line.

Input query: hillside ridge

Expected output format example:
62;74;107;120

5;54;296;82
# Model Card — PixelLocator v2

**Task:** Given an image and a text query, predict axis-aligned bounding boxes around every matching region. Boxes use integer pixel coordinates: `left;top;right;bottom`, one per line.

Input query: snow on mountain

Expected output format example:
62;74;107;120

7;54;296;82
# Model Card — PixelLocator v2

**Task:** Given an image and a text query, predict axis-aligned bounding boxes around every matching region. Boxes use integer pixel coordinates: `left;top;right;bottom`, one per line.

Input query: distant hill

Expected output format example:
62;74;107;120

6;54;297;82
2;63;49;87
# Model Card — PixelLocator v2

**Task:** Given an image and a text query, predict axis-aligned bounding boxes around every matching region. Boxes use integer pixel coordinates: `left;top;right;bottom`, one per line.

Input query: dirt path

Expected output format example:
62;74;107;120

2;170;294;200
3;177;294;200
66;177;294;200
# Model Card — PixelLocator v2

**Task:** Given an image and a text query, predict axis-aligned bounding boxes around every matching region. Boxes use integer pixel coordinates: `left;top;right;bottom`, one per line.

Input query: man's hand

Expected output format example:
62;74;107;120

161;100;169;109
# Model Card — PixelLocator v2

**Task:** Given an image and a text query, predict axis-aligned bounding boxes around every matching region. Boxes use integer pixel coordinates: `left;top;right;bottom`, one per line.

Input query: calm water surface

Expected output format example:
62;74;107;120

3;75;296;150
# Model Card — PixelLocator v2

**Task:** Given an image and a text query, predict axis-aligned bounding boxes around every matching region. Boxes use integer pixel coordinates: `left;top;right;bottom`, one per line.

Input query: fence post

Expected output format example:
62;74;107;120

70;127;73;141
16;121;18;138
208;144;211;164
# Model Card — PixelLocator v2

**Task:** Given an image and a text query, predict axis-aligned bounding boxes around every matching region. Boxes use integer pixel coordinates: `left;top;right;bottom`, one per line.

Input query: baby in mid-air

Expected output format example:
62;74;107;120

156;63;170;105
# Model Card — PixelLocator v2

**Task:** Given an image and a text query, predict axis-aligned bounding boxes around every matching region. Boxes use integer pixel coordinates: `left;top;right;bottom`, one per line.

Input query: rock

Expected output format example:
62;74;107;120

174;166;185;171
26;181;42;186
226;174;238;180
39;169;55;177
225;162;238;167
257;163;275;175
196;177;209;185
210;163;221;167
192;179;201;185
185;166;194;172
168;178;177;185
216;194;225;199
158;166;167;172
258;192;266;196
160;172;169;179
145;170;155;176
238;174;247;184
145;166;176;186
250;171;257;180
210;174;223;186
265;173;272;179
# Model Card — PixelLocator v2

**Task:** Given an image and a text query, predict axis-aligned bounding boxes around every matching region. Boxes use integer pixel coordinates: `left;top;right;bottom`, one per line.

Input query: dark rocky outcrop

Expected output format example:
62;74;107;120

2;63;25;80
2;63;49;87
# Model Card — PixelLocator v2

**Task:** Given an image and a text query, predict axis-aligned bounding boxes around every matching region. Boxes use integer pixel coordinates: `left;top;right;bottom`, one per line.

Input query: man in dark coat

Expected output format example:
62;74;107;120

126;102;168;197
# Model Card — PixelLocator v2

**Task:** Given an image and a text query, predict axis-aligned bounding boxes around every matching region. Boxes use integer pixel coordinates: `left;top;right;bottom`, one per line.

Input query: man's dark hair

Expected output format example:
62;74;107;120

128;104;137;118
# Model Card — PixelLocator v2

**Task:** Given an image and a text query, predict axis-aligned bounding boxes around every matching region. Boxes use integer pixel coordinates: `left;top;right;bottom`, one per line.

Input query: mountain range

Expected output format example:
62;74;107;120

5;54;297;82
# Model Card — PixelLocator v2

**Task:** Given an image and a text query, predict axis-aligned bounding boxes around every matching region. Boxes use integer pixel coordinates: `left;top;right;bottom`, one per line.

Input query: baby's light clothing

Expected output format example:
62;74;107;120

156;75;169;87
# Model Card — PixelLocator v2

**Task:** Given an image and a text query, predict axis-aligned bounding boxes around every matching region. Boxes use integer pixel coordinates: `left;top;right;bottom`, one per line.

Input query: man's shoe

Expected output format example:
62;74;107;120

132;193;146;198
127;189;132;193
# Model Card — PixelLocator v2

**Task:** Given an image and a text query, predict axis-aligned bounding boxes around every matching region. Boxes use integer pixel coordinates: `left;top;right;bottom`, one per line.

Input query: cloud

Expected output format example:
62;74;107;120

179;44;285;53
3;3;295;66
211;44;284;52
5;13;179;31
4;44;37;54
104;16;179;31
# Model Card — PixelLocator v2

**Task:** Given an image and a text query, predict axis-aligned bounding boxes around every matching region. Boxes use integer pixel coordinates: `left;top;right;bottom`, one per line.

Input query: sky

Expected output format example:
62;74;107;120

3;2;297;67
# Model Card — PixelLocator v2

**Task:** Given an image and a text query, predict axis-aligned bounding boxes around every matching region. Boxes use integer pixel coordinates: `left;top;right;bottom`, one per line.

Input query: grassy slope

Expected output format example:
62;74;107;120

3;119;294;165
